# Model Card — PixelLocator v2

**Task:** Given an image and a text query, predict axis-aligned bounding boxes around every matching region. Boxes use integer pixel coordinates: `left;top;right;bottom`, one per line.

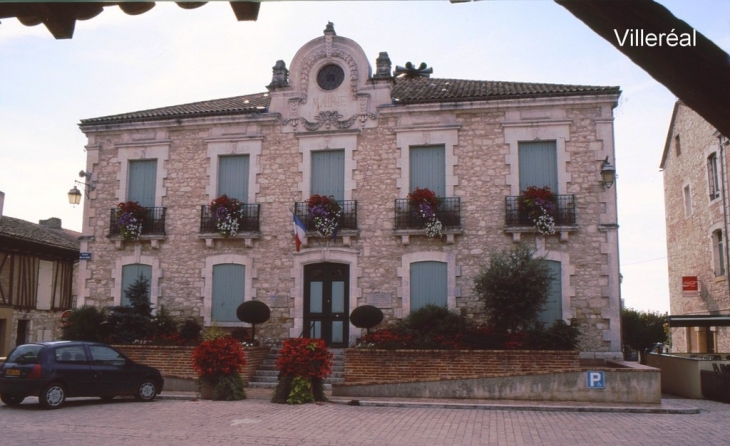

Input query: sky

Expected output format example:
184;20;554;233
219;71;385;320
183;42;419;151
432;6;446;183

1;0;729;314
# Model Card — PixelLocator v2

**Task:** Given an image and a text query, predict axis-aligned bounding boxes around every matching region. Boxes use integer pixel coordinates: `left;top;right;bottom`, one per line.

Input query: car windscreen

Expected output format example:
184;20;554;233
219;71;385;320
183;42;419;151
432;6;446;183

6;345;43;364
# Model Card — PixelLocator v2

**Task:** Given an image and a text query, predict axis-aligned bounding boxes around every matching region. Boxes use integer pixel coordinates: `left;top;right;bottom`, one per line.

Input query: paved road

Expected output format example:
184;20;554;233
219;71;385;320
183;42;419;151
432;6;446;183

1;393;729;445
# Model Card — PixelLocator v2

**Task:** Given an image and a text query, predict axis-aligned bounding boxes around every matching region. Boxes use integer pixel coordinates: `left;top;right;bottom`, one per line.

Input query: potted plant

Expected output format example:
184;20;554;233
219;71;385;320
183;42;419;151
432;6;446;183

191;335;247;400
520;186;557;235
407;187;442;237
307;194;342;238
115;201;146;240
271;338;333;404
210;194;245;237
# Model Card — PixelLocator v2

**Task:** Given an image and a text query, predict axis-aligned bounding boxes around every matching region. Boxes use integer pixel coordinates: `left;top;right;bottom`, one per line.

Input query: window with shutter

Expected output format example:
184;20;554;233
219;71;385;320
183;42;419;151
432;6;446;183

538;260;562;325
212;263;245;322
518;141;558;193
311;150;345;200
218;155;250;201
410;261;447;311
409;145;446;197
121;264;152;307
127;159;157;207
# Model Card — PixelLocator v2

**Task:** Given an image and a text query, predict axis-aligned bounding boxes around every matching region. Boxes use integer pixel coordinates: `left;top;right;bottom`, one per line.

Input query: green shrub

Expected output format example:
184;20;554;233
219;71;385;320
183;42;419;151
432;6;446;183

151;305;178;339
178;318;203;344
212;372;246;401
61;305;108;342
474;244;553;332
526;320;581;350
106;275;153;344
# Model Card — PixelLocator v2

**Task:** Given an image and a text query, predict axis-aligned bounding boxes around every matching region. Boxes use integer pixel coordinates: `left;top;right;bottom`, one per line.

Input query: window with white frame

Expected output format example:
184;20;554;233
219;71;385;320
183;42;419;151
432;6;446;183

683;184;693;217
712;229;726;277
707;153;720;201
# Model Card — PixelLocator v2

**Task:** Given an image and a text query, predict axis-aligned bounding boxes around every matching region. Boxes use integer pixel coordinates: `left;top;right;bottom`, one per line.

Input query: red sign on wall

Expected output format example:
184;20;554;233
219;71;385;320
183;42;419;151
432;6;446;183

682;276;699;293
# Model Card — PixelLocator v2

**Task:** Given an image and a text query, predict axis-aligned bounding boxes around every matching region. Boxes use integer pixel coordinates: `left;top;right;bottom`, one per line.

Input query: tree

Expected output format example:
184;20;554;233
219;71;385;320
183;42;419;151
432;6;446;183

474;244;553;333
106;275;153;344
621;308;667;363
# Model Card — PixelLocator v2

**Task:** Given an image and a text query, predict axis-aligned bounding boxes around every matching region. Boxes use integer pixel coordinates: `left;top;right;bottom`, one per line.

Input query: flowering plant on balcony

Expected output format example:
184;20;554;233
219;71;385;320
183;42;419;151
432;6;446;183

115;201;146;240
210;194;245;237
520;186;556;235
307;194;341;238
407;187;442;237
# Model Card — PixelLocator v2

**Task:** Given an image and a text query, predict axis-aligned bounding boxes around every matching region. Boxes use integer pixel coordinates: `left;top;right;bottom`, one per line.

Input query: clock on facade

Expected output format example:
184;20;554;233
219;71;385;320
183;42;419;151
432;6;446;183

317;64;345;91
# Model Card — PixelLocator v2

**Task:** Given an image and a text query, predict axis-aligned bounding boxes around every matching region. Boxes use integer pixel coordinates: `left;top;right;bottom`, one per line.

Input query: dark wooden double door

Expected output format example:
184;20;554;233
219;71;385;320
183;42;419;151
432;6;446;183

303;263;349;348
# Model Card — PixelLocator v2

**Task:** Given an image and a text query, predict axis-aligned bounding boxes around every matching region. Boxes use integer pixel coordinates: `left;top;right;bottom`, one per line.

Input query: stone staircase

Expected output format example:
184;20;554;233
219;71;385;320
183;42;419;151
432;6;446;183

247;347;345;390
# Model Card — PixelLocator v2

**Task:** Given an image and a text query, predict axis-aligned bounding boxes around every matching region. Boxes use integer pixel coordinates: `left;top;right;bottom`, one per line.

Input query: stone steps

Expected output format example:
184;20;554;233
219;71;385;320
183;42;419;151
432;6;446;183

247;347;345;390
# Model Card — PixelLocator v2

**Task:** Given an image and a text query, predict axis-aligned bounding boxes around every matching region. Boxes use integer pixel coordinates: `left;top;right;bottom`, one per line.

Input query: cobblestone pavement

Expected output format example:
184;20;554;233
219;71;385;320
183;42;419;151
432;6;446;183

1;391;729;445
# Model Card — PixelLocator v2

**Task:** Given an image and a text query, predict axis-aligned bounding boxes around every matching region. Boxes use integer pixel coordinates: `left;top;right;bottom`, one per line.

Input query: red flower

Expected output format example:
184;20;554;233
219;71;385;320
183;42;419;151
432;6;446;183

407;188;440;209
276;338;333;379
192;336;246;378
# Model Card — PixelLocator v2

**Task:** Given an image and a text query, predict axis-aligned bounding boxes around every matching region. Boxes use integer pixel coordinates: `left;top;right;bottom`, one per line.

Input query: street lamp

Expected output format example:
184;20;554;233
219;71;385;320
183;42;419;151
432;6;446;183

600;156;616;189
68;170;94;205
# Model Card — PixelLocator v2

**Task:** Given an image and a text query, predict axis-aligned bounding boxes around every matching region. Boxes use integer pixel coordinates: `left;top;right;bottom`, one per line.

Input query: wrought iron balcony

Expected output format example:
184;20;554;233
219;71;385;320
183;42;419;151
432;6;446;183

199;204;261;233
505;195;576;227
394;197;461;230
294;200;358;232
108;207;166;237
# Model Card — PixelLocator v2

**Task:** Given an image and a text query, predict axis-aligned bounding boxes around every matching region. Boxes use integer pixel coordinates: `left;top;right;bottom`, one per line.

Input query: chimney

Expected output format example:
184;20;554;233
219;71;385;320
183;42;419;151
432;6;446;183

39;217;62;229
0;191;4;217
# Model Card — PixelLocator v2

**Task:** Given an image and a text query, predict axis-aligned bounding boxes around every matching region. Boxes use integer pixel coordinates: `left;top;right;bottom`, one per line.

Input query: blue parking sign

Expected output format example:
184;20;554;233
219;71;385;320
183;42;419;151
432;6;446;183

586;371;605;389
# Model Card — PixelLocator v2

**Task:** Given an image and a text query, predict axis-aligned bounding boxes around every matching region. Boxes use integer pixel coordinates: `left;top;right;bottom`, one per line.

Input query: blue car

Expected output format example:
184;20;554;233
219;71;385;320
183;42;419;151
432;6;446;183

0;341;164;409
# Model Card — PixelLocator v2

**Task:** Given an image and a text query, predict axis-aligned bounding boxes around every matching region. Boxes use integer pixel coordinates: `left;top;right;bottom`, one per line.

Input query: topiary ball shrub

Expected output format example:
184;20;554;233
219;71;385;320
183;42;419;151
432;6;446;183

349;305;384;332
236;300;271;324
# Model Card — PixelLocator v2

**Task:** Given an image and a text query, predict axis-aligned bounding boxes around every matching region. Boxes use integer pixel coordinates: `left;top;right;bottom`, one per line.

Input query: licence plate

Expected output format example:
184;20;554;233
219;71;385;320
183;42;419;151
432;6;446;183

5;369;20;377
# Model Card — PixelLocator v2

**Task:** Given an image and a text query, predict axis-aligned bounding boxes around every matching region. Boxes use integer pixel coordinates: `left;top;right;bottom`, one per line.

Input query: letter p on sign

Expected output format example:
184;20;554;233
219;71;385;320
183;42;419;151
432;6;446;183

587;371;605;389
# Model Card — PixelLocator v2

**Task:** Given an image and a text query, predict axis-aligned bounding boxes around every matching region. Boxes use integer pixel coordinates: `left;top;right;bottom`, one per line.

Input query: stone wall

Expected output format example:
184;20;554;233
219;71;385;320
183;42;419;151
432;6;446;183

662;103;730;353
342;349;580;385
114;345;270;384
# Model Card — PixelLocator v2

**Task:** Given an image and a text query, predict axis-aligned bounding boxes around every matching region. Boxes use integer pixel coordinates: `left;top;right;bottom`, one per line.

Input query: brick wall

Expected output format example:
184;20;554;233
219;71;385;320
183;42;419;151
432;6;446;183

115;345;270;384
344;349;581;385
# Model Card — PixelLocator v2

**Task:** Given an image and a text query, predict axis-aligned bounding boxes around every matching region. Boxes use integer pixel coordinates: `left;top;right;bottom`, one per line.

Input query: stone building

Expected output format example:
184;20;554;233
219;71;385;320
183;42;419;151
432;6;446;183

76;24;622;359
660;101;730;353
0;192;79;356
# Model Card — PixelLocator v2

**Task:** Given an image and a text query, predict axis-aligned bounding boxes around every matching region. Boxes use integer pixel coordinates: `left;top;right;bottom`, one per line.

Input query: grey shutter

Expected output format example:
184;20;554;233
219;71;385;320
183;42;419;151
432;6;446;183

212;264;245;322
218;155;250;201
311;150;345;200
518;141;558;193
539;260;562;325
128;160;157;207
410;261;447;311
410;145;446;197
121;264;151;307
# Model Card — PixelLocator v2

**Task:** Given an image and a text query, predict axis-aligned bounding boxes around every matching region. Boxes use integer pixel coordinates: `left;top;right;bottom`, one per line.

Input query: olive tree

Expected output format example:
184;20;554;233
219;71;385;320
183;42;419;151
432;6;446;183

474;244;553;333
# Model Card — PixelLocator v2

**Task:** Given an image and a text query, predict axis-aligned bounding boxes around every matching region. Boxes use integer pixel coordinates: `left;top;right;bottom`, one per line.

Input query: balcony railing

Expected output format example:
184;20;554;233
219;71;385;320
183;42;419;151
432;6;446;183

294;200;358;232
109;207;166;237
505;195;576;227
199;204;261;233
394;197;461;230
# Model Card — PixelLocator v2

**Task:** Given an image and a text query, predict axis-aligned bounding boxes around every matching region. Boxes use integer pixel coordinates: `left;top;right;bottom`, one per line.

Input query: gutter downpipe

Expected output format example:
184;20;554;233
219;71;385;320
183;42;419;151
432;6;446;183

719;135;730;293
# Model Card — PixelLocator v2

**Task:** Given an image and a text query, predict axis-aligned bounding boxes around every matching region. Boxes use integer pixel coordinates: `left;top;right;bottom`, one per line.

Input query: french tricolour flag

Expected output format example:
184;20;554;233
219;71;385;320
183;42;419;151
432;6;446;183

293;214;306;252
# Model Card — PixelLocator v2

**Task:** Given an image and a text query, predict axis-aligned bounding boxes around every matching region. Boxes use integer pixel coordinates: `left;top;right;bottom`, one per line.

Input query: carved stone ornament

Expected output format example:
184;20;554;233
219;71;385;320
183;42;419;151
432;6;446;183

374;52;392;79
267;60;289;89
283;110;376;131
394;62;433;78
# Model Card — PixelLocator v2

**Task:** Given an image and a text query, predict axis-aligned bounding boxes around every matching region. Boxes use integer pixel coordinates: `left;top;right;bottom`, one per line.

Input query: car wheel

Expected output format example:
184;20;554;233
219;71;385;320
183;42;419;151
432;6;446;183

0;394;25;406
39;383;66;410
135;379;157;402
